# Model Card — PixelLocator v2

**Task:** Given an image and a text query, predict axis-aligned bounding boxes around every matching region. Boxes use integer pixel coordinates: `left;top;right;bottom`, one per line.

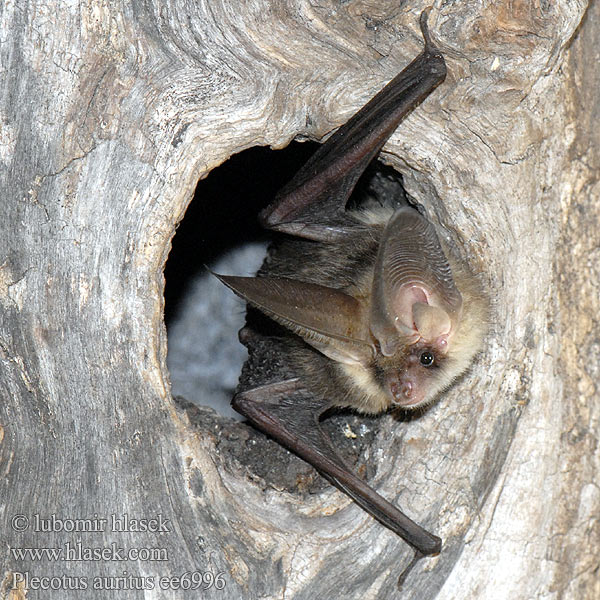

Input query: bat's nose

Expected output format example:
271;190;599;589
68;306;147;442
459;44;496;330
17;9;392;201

389;378;414;402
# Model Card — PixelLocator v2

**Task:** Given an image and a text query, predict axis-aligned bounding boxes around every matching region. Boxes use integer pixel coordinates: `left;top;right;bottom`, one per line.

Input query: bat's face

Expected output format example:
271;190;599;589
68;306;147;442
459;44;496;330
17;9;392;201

377;338;455;409
325;206;487;414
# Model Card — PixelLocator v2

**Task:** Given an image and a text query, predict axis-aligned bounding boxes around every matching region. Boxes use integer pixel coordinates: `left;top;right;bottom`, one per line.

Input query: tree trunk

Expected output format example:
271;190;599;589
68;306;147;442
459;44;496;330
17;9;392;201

1;1;597;599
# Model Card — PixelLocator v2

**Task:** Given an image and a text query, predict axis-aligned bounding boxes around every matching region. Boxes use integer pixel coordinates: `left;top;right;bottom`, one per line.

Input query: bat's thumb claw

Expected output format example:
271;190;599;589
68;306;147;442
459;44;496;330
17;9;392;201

419;8;435;50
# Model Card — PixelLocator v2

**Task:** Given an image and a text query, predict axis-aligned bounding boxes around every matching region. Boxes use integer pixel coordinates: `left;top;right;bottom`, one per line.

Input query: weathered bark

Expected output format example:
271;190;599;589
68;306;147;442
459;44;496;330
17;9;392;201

0;1;597;599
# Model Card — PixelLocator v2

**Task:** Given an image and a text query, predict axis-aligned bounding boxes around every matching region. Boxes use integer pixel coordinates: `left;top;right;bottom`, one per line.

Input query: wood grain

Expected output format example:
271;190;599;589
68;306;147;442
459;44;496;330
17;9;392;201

0;1;596;598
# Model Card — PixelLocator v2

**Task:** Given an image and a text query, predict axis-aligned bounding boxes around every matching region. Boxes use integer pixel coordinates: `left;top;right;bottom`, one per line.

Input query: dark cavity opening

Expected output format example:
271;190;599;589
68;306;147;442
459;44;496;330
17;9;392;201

165;142;316;418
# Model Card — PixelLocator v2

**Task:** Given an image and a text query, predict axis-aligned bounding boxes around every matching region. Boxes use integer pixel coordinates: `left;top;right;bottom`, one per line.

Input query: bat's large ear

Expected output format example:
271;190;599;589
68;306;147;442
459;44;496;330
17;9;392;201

369;208;463;355
215;274;375;365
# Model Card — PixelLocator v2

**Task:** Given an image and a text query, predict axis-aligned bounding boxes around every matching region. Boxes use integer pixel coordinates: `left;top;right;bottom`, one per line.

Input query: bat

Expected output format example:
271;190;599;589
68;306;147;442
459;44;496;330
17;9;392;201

214;9;488;580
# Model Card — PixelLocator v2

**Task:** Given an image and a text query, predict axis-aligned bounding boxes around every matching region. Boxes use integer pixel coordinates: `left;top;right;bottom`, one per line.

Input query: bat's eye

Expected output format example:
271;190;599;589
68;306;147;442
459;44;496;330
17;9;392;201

419;351;435;367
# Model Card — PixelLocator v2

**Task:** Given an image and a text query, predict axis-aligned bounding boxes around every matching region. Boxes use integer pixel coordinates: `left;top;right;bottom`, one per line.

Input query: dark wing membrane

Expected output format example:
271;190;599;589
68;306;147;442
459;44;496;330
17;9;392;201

260;11;447;242
233;380;441;555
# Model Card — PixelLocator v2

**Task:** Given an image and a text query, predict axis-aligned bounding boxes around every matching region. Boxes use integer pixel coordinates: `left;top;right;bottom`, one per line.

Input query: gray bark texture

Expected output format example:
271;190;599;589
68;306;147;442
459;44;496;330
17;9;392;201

1;1;598;599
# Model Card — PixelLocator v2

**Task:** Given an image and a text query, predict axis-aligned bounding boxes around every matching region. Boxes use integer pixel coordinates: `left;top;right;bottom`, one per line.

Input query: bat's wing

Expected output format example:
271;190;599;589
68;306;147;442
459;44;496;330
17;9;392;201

233;379;441;556
260;10;447;242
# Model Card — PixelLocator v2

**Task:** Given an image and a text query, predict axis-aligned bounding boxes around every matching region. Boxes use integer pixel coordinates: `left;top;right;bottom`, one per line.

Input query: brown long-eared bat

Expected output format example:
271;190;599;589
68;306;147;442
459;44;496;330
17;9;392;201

214;9;488;576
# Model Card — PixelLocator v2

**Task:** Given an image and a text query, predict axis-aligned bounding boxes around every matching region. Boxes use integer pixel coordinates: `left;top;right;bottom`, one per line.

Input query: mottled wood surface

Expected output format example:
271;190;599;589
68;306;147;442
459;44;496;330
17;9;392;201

0;1;597;599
